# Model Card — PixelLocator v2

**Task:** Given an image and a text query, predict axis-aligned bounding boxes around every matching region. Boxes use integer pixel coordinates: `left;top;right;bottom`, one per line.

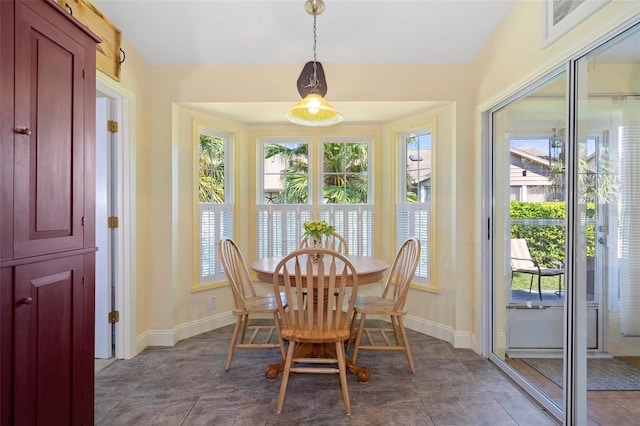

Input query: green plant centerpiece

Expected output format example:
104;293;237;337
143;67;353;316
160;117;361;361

302;220;334;262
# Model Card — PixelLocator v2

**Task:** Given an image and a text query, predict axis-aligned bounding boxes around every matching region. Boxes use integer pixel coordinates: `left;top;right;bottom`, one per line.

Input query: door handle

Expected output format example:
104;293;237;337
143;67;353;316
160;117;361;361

14;127;32;135
18;297;33;305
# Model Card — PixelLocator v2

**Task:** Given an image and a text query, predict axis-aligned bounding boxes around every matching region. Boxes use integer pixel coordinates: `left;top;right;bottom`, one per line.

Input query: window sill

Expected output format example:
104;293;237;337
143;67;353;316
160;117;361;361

191;281;229;293
410;283;439;294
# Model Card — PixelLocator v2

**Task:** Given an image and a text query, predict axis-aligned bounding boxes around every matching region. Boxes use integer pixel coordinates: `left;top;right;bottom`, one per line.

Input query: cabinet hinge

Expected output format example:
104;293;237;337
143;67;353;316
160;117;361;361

108;311;120;324
82;216;85;226
108;216;119;228
83;69;85;79
107;120;118;133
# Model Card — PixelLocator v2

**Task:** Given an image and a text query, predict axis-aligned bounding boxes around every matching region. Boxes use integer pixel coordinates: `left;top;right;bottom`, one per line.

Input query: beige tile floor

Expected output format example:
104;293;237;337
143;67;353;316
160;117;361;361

95;320;559;425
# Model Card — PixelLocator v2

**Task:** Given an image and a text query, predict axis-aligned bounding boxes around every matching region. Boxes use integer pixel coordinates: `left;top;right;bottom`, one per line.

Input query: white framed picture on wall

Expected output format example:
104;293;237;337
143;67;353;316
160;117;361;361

543;0;611;47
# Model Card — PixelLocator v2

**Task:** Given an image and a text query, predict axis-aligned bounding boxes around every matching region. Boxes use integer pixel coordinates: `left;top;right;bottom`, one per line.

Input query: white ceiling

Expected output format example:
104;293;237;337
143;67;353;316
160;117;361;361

94;0;516;123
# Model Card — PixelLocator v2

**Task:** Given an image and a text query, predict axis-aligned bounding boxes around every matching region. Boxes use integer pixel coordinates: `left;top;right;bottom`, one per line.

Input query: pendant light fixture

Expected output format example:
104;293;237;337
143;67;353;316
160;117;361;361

285;0;343;126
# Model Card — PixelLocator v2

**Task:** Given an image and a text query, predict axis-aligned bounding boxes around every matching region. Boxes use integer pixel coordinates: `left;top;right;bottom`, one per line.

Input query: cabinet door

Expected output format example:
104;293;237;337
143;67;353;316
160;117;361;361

13;0;86;259
14;255;89;425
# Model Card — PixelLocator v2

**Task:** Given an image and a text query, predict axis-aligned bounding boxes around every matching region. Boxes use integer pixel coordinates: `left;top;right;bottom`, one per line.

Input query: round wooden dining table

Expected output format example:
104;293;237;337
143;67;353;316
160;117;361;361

250;254;388;382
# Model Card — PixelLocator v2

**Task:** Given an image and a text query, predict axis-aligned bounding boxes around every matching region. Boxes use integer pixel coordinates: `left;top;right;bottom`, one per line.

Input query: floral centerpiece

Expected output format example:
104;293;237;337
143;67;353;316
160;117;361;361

302;219;335;242
302;220;334;262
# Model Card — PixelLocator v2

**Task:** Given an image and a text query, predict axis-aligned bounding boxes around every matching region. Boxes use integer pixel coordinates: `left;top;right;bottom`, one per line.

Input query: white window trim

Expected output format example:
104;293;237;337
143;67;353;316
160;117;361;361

197;126;234;286
398;128;432;286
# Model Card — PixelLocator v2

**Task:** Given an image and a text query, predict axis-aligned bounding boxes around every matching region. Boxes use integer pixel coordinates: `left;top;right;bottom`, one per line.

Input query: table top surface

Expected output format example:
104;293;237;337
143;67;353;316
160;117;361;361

250;255;388;286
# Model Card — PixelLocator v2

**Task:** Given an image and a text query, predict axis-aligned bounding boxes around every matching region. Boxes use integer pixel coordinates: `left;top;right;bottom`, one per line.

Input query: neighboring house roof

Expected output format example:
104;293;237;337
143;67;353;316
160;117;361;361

407;149;432;185
509;146;554;187
510;147;551;166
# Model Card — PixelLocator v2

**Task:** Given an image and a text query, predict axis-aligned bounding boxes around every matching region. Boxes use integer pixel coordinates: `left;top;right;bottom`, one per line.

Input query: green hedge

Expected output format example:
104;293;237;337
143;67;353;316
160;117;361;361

510;201;595;267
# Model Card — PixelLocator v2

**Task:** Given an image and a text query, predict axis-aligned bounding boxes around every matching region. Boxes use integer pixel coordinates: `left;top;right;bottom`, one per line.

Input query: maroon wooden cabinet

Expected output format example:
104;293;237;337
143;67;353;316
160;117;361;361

1;1;99;424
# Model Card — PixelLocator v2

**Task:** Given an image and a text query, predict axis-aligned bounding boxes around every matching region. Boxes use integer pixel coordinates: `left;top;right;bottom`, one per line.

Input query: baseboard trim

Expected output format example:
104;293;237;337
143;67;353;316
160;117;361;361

143;312;235;348
137;311;470;351
403;314;473;349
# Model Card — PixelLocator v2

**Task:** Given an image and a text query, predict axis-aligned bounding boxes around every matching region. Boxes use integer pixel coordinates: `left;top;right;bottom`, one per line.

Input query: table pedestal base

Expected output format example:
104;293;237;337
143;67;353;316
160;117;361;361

265;342;370;382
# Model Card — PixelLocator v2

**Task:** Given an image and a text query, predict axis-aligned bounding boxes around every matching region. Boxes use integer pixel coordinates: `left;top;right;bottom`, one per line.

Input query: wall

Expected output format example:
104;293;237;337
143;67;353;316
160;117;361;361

135;62;478;348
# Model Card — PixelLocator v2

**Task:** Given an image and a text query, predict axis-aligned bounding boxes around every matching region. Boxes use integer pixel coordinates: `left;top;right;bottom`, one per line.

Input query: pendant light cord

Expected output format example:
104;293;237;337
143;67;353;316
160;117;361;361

312;14;319;93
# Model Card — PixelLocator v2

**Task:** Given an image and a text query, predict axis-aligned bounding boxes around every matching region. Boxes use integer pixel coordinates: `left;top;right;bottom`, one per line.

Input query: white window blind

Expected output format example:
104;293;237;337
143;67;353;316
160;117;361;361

200;204;234;283
257;205;312;258
396;204;430;283
319;205;373;256
256;205;374;258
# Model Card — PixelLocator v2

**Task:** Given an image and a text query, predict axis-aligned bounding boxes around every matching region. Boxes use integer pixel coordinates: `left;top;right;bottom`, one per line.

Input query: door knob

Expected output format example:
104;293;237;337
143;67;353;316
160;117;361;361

19;297;33;305
14;127;32;135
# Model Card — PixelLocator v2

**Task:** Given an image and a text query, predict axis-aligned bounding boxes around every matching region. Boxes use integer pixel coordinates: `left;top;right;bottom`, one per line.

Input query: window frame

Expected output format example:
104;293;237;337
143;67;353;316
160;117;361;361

256;136;374;258
397;128;432;286
318;136;374;256
196;125;234;287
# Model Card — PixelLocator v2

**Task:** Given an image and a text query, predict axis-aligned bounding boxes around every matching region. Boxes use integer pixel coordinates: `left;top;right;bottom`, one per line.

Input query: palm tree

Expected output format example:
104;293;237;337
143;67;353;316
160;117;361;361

264;143;309;204
322;142;368;204
547;143;618;204
263;141;370;204
199;134;225;203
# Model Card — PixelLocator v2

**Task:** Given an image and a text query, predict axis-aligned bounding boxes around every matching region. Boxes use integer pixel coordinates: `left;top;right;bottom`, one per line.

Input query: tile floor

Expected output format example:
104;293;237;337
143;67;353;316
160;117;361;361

95;320;558;425
508;357;640;426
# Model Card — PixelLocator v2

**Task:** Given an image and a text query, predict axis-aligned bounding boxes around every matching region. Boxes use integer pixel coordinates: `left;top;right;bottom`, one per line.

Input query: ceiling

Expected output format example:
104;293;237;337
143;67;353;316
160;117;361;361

94;0;516;124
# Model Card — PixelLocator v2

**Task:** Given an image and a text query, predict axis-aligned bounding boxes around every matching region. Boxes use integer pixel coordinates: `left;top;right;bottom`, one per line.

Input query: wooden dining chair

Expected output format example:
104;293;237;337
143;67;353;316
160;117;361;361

349;237;421;374
299;231;349;305
272;247;359;415
299;231;349;255
218;238;286;371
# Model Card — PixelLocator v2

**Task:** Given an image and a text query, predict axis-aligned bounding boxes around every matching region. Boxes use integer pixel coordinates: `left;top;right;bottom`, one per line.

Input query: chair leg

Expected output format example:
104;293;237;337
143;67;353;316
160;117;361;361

529;275;534;293
225;316;243;371
348;311;358;349
276;340;296;414
239;314;249;343
557;275;563;297
390;316;401;346
397;316;415;374
537;275;543;300
352;313;367;364
273;312;286;360
335;341;351;415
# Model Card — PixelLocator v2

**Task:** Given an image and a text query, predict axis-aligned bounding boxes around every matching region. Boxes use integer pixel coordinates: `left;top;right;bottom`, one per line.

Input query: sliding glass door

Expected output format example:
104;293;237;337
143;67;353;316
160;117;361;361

486;20;640;424
488;70;568;419
573;23;640;425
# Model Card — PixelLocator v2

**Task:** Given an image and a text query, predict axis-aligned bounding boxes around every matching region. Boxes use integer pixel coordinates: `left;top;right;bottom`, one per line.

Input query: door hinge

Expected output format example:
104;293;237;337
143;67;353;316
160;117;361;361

108;311;120;324
82;216;85;226
107;120;118;133
108;216;119;228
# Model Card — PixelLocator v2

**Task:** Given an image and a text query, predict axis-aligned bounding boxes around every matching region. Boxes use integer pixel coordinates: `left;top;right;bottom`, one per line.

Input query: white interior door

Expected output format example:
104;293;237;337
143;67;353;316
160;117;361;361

95;97;111;359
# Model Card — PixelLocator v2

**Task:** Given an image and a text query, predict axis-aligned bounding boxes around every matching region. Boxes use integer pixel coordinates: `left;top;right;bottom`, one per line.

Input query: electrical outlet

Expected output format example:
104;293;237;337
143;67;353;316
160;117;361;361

209;297;217;310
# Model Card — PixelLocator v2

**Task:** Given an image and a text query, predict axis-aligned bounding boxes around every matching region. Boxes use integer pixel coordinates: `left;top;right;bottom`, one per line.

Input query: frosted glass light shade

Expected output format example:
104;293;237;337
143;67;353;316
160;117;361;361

285;93;343;127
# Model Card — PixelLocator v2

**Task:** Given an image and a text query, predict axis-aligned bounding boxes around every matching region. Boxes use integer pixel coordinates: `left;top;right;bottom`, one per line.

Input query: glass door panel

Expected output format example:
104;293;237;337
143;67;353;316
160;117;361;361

490;71;567;417
574;23;640;425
